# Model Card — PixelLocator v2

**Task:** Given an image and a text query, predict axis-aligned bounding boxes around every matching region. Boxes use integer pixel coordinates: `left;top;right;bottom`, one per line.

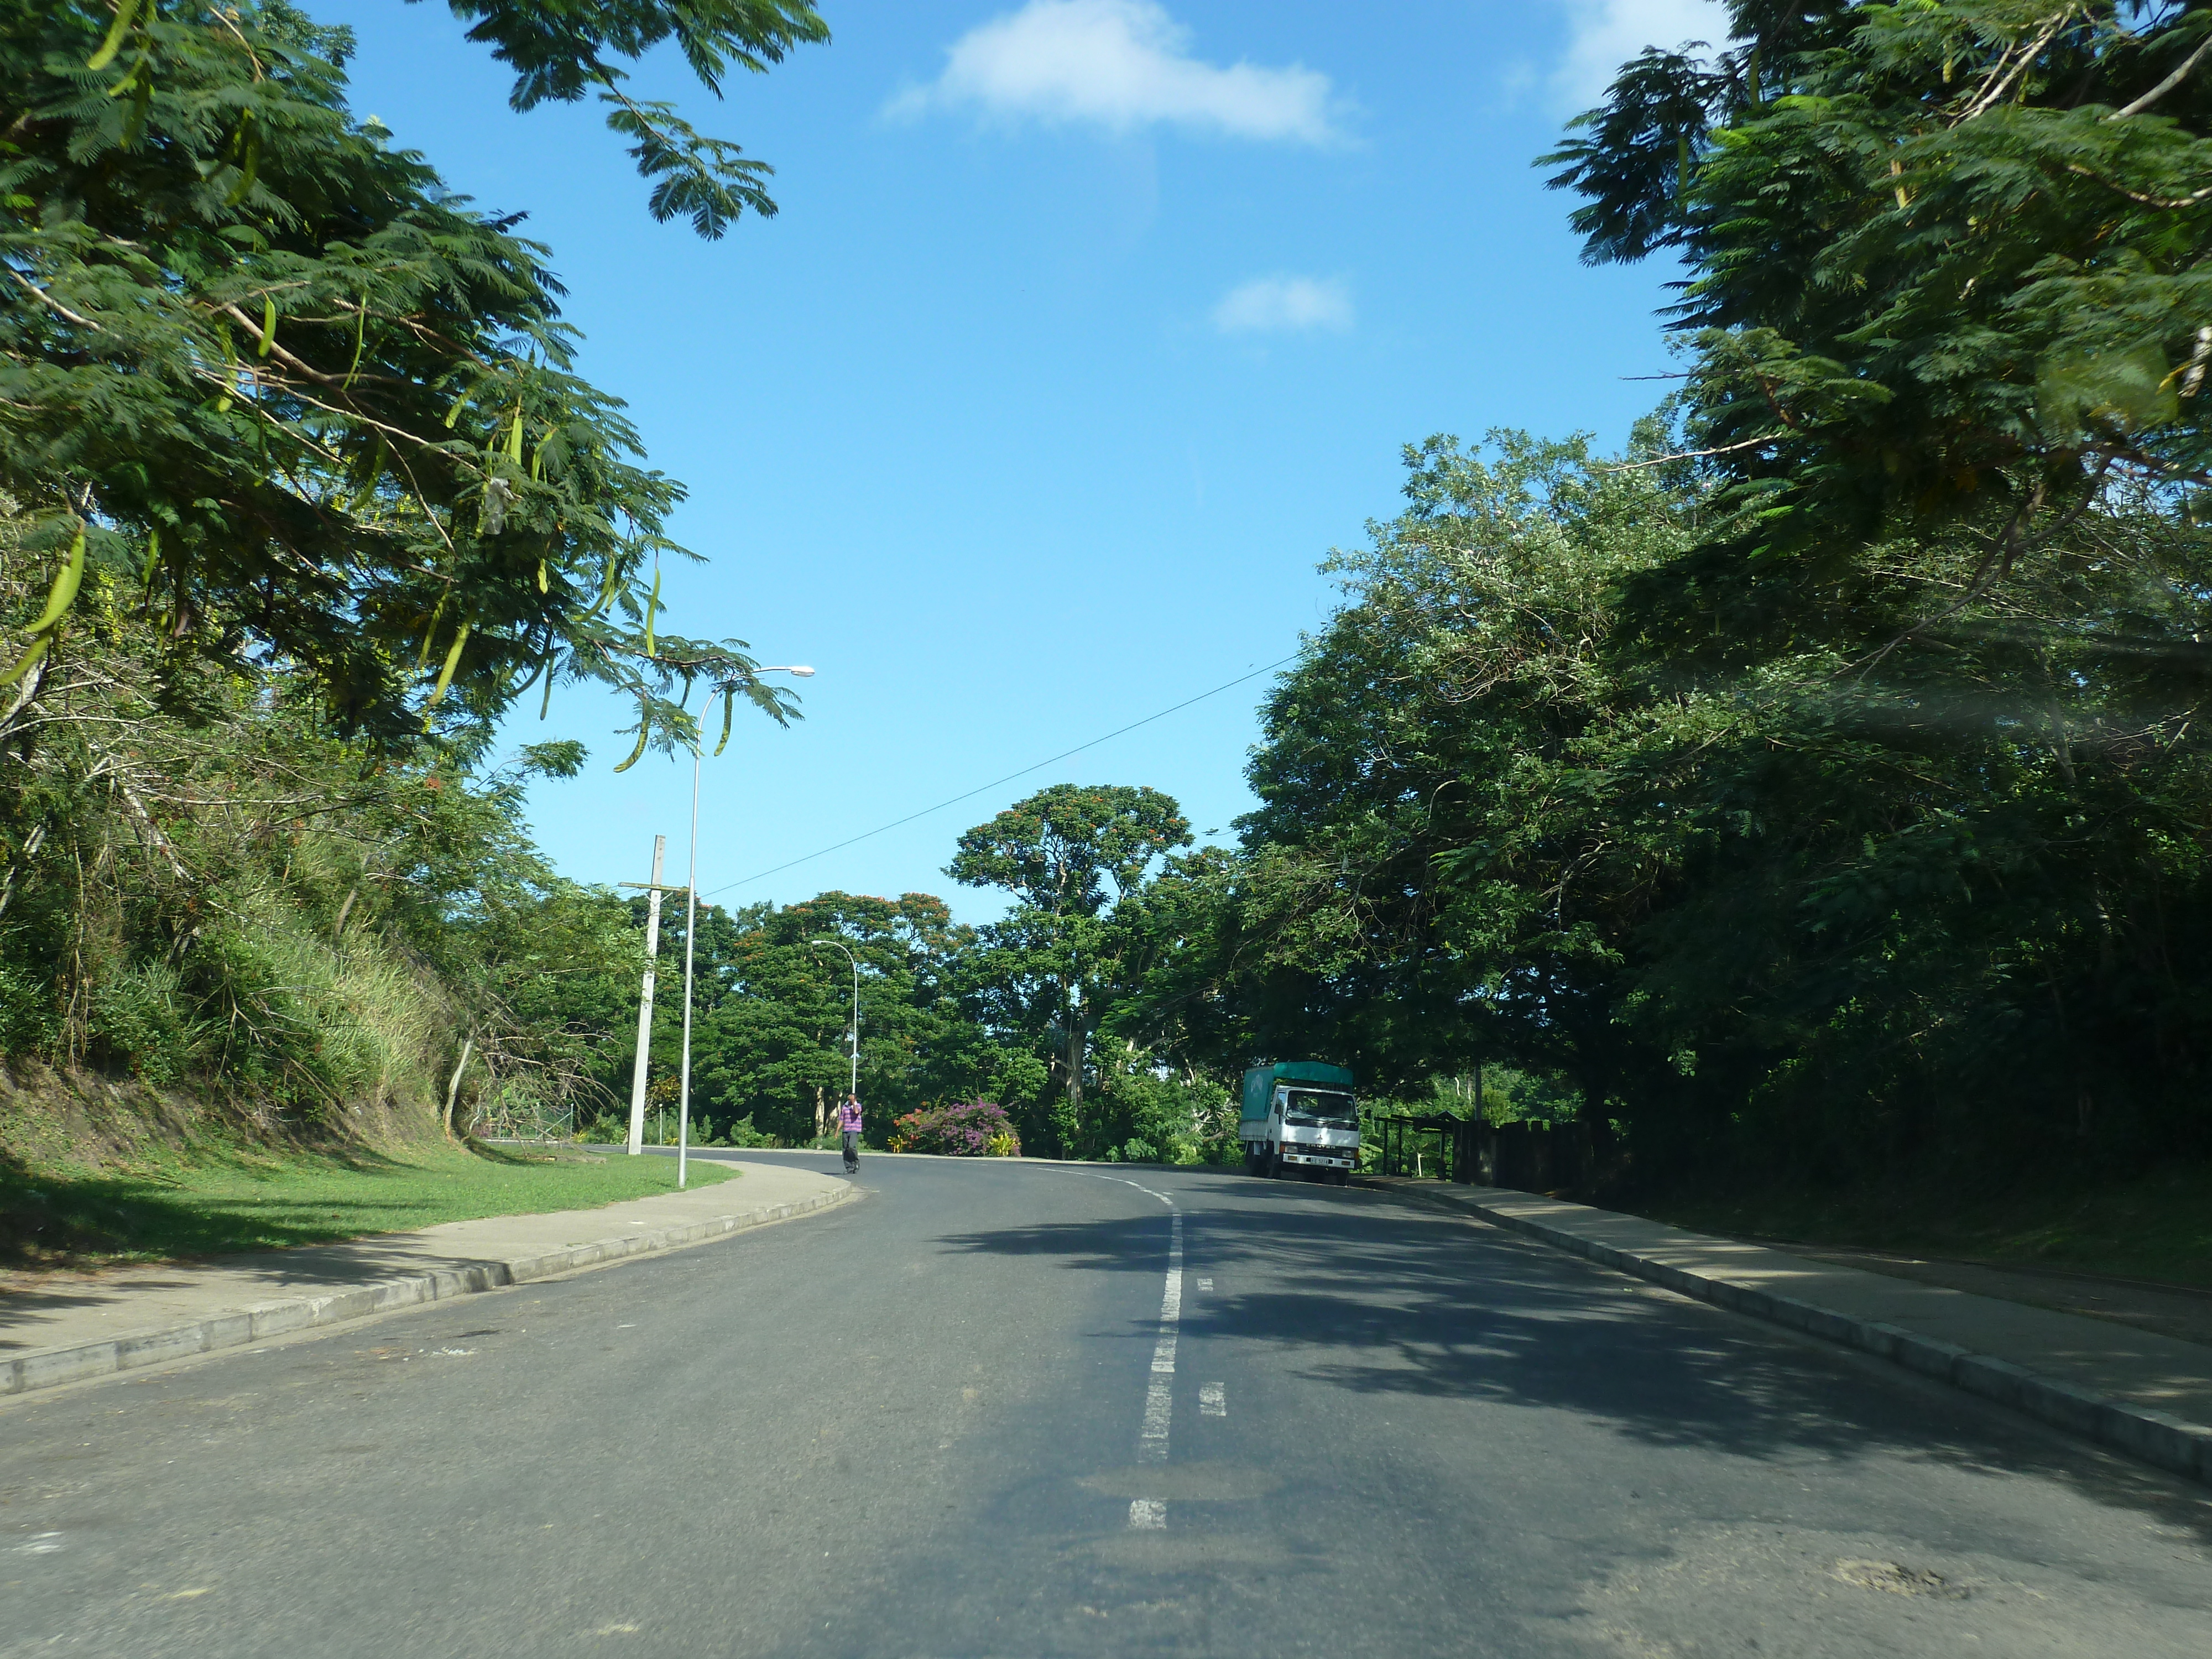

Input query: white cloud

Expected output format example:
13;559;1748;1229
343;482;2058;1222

889;0;1340;144
1554;0;1731;109
1212;275;1353;335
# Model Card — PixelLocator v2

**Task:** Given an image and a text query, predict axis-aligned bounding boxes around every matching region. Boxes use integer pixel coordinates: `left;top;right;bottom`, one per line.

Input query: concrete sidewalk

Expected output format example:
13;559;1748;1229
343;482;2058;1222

0;1160;851;1399
1366;1178;2212;1486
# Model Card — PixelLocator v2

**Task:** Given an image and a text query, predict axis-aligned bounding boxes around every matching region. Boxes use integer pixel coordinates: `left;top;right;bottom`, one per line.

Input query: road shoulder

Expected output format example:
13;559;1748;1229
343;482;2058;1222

1;1160;851;1399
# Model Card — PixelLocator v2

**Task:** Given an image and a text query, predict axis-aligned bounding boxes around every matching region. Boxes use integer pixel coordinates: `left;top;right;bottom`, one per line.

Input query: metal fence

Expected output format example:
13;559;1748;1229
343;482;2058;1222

468;1085;575;1144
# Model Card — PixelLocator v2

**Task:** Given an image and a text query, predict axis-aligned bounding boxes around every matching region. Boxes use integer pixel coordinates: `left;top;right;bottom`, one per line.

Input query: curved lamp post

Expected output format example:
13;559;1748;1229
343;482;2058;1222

810;937;861;1132
676;665;813;1190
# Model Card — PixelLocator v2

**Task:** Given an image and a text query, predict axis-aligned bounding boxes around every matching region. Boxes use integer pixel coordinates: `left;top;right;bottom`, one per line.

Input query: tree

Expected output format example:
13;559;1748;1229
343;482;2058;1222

1532;2;2212;1172
659;890;1032;1145
0;491;646;1131
1202;416;2212;1188
2;2;802;765
426;0;830;238
1543;1;2212;614
948;785;1191;1154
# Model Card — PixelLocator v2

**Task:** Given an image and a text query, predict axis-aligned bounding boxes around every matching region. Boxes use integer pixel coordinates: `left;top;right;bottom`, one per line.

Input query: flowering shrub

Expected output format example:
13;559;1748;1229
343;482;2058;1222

889;1100;1021;1157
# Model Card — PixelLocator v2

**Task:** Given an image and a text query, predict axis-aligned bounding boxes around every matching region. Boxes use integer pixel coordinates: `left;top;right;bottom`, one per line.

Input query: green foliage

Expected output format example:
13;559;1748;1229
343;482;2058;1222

1;1;799;761
436;0;829;236
1173;418;2212;1188
948;784;1193;915
1088;4;2212;1194
85;962;196;1085
948;784;1194;1155
1087;1056;1237;1165
1543;0;2212;574
0;506;644;1133
632;890;1036;1147
0;2;825;1162
633;787;1235;1165
0;1137;731;1267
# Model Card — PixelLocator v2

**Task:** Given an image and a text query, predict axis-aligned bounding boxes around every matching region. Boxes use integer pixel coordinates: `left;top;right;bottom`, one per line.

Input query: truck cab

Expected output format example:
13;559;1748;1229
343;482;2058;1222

1240;1062;1358;1184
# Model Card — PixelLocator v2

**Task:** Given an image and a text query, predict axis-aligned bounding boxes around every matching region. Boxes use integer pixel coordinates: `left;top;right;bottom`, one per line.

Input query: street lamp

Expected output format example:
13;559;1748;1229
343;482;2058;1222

810;937;861;1129
676;665;813;1190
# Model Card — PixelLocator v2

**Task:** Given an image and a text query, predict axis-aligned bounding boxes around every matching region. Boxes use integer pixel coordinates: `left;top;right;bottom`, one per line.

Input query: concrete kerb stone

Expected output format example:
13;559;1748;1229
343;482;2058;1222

1359;1176;2212;1488
0;1186;850;1400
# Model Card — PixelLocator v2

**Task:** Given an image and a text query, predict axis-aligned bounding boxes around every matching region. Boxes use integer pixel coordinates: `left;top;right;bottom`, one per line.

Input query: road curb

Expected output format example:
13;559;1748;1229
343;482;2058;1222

1;1184;853;1400
1363;1178;2212;1488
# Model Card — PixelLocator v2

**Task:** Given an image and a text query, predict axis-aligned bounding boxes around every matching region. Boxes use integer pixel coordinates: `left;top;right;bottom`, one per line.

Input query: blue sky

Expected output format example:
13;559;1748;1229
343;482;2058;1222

319;0;1725;920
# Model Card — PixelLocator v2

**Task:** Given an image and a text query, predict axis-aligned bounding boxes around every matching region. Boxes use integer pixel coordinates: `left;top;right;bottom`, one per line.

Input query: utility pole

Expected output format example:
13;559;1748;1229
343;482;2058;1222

608;664;811;1181
617;837;682;1157
678;737;702;1191
672;666;813;1190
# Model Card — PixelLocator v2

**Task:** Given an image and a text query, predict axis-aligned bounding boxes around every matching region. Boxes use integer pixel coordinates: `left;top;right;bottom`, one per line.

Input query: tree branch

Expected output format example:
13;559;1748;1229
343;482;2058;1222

2063;162;2212;208
2110;33;2212;119
1598;432;1778;471
10;270;102;331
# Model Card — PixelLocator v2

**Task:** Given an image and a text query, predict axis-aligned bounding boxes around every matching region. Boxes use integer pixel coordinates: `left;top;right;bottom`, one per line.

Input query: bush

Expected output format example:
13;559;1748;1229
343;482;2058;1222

890;1101;1021;1157
0;961;60;1056
86;963;201;1084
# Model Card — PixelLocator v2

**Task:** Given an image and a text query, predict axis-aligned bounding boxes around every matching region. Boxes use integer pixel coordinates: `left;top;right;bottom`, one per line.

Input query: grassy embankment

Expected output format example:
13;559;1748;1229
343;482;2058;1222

1647;1163;2212;1288
2;1135;733;1270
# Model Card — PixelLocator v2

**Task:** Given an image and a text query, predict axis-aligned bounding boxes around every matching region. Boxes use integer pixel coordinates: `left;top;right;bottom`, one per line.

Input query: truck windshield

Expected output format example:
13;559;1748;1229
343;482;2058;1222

1284;1090;1356;1125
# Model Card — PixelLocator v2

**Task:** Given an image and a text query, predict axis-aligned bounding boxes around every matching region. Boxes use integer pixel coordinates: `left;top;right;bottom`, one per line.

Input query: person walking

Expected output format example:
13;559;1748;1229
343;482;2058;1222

837;1093;863;1175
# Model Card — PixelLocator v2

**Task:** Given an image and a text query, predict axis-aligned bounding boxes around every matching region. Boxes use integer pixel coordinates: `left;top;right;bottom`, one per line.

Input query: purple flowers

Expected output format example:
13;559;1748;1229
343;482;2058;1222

889;1101;1021;1157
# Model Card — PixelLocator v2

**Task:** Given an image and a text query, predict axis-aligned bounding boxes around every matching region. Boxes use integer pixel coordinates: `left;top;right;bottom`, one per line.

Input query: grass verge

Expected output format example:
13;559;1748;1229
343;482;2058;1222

1646;1162;2212;1288
0;1140;735;1270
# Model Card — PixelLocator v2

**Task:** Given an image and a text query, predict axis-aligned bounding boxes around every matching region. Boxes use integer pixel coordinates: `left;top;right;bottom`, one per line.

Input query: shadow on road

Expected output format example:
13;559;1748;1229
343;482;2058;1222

932;1181;2212;1541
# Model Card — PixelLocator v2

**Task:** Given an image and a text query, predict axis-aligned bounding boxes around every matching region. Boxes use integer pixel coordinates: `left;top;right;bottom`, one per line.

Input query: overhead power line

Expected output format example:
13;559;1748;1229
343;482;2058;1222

699;652;1302;900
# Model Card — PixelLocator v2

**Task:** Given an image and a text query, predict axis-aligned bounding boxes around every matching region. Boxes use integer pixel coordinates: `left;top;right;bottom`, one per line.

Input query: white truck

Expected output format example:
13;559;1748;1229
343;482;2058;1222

1239;1061;1359;1184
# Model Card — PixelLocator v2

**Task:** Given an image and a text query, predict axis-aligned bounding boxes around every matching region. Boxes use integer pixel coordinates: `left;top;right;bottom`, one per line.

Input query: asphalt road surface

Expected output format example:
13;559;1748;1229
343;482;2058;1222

4;1153;2210;1657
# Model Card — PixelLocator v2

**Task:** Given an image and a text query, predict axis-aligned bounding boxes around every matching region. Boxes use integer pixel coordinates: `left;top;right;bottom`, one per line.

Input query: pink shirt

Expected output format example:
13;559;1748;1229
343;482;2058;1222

837;1100;862;1133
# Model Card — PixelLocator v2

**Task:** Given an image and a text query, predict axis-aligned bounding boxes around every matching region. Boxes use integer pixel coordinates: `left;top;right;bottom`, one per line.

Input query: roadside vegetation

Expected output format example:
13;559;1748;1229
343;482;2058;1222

1119;1;2212;1274
0;1137;728;1270
7;2;2211;1284
0;0;823;1254
1651;1164;2212;1290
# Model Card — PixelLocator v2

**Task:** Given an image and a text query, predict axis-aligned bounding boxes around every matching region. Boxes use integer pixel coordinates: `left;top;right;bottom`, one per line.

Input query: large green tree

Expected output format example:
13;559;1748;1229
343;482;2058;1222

1545;0;2211;594
948;784;1191;1154
637;890;1033;1145
1196;416;2212;1186
0;491;645;1129
2;1;809;763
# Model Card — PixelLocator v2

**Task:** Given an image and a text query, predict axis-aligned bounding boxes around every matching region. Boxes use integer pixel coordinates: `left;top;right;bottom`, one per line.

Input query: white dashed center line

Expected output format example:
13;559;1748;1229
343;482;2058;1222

1063;1172;1188;1531
1201;1381;1226;1417
1139;1209;1183;1465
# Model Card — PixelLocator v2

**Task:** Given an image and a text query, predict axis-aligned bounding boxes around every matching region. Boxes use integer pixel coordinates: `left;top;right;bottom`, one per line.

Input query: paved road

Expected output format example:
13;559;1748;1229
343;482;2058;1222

3;1155;2209;1657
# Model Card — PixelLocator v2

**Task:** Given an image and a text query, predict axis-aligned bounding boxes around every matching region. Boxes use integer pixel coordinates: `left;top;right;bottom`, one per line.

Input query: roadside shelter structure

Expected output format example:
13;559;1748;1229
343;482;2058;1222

1370;1114;1483;1183
1370;1115;1597;1192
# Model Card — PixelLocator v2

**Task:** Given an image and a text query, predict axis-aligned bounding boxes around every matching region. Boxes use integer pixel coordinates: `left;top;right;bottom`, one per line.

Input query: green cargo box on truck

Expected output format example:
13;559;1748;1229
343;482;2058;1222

1240;1062;1358;1183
